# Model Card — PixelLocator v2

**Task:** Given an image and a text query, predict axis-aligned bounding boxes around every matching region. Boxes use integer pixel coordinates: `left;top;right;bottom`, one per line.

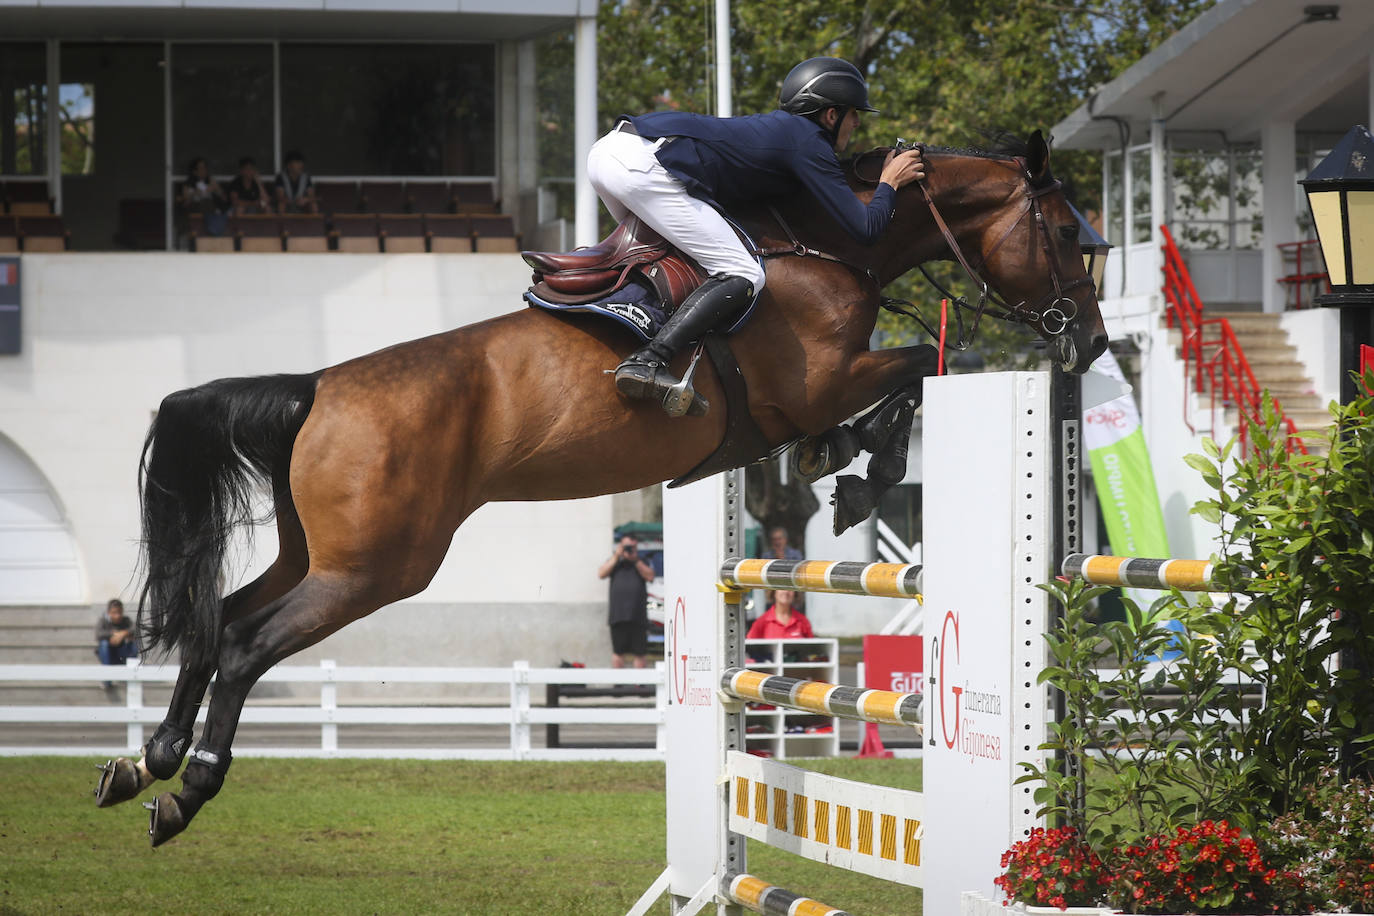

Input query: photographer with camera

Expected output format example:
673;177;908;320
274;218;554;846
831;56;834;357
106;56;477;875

597;533;655;668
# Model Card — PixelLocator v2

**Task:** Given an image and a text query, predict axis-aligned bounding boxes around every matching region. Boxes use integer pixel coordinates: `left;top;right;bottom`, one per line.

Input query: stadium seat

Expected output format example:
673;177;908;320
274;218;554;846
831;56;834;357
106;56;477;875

407;182;453;214
379;215;426;253
187;214;233;252
233;215;283;252
0;217;18;252
4;181;54;216
471;214;518;253
331;214;380;252
280;214;329;252
314;181;359;216
453;183;497;214
17;215;69;251
360;181;407;214
425;215;473;253
114;199;166;250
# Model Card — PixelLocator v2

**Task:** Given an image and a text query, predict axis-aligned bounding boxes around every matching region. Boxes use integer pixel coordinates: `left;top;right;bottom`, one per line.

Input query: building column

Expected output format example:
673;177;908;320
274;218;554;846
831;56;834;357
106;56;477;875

498;41;519;216
1150;94;1166;312
516;40;538;235
1369;50;1374;129
573;14;598;247
1261;119;1297;314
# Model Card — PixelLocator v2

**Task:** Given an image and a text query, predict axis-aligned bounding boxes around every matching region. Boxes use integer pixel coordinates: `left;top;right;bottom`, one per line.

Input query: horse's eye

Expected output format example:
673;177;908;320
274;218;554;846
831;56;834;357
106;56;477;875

1057;225;1078;242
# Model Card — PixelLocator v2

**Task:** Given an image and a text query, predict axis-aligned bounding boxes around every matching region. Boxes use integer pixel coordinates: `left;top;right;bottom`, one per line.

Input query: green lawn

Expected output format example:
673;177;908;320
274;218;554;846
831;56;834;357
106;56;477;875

0;757;922;915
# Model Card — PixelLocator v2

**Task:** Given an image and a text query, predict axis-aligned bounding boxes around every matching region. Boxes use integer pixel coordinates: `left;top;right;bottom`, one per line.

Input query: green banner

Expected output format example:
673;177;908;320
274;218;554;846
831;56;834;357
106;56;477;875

1086;426;1169;558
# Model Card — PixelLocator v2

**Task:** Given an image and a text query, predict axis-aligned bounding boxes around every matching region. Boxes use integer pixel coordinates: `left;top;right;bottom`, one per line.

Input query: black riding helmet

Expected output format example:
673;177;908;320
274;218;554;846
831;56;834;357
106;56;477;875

778;57;879;118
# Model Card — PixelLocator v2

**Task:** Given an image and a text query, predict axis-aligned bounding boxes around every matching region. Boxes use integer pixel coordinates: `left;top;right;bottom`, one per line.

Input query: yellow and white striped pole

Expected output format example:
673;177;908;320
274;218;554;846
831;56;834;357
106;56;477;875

722;667;922;728
719;558;922;599
723;872;851;916
1061;553;1227;591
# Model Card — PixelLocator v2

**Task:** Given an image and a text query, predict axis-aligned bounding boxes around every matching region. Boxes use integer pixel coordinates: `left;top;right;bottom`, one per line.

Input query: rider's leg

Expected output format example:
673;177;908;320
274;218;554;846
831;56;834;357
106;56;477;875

613;274;755;416
594;136;765;415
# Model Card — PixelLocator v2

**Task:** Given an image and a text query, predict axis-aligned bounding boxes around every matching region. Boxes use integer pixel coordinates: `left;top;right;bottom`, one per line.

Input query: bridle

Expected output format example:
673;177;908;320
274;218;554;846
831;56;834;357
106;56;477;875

863;146;1093;350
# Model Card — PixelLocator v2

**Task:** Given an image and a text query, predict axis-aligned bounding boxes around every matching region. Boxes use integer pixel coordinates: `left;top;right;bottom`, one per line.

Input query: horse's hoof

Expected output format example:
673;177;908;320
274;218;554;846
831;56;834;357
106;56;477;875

145;792;188;848
791;438;830;483
94;757;142;808
831;474;878;535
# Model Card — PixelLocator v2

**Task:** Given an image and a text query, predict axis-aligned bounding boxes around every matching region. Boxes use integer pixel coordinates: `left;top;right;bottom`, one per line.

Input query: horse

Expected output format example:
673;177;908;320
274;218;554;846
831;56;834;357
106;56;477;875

93;129;1107;846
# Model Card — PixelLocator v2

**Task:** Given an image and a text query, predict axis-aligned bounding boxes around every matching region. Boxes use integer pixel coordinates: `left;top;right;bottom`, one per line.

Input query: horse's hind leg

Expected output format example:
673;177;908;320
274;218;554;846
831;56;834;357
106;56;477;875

144;573;378;847
97;501;308;808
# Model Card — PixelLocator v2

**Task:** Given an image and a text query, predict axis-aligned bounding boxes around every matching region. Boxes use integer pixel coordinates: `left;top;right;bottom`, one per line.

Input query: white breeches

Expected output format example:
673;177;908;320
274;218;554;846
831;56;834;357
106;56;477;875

587;127;768;290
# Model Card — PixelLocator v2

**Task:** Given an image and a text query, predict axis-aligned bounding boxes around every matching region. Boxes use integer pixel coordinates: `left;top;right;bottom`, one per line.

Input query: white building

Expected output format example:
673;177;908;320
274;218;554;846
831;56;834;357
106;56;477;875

0;1;626;669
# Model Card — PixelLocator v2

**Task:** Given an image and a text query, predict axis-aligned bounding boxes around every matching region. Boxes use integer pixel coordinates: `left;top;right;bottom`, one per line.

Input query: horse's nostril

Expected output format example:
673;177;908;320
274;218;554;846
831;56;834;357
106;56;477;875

1089;332;1108;360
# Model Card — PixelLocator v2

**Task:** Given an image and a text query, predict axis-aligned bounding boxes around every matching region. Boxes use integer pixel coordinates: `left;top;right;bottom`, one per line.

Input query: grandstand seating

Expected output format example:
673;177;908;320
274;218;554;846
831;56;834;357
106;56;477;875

425;215;473;253
315;181;360;216
281;214;329;252
379;215;427;253
360;181;407;214
332;214;380;252
453;183;498;214
16;216;70;251
3;181;54;216
407;182;454;214
0;217;17;252
234;215;284;252
471;214;518;252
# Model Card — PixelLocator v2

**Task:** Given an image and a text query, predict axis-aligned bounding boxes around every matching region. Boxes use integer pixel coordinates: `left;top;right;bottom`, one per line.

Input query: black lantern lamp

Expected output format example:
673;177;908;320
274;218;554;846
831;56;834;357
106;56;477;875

1300;124;1374;402
1067;200;1112;294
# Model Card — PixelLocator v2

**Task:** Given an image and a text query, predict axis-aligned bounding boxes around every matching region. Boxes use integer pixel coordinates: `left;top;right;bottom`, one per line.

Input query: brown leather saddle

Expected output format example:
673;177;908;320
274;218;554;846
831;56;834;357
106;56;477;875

522;214;708;311
520;216;773;487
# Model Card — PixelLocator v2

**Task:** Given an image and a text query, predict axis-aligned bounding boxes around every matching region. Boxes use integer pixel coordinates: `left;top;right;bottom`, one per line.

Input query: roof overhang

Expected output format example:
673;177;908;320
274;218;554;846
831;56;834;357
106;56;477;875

1053;0;1374;150
0;1;596;43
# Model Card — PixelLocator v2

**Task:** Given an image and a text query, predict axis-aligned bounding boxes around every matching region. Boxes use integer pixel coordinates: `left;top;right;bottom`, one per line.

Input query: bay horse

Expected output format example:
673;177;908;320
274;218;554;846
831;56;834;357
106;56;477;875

94;130;1107;845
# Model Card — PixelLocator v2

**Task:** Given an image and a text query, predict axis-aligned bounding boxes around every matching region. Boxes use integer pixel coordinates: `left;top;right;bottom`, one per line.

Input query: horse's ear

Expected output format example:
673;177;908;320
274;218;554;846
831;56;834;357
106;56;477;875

1026;130;1051;181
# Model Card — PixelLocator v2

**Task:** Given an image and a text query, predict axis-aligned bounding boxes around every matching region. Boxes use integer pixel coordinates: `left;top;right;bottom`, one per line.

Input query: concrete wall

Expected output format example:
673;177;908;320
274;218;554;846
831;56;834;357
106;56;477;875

1;252;619;670
1280;307;1341;409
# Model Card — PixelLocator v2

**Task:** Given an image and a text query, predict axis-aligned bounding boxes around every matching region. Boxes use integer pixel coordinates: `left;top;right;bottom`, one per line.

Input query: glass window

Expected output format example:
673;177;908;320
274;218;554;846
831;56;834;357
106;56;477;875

172;43;273;178
1231;149;1262;250
1170;149;1230;250
1129;147;1152;245
59;83;95;175
281;43;496;176
1;43;47;176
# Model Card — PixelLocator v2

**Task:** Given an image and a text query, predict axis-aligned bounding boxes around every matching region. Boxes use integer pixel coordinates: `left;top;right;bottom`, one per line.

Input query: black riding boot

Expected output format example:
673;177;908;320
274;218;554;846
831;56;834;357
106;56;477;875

614;274;755;417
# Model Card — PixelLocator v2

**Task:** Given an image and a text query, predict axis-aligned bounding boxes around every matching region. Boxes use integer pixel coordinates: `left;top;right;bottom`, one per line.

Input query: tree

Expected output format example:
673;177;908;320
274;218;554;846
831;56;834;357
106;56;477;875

538;1;1219;529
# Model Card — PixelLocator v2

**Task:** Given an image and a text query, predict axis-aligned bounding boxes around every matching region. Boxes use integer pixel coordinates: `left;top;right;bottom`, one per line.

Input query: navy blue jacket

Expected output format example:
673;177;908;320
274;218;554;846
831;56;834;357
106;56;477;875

628;110;896;246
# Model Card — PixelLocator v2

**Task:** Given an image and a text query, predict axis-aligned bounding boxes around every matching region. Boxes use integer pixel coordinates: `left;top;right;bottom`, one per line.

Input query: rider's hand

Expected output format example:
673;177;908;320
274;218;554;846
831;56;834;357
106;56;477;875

879;148;926;190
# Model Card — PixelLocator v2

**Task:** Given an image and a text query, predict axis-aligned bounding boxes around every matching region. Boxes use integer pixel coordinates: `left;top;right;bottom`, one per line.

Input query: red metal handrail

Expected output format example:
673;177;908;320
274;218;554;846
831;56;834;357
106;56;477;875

1160;225;1307;455
1275;239;1329;310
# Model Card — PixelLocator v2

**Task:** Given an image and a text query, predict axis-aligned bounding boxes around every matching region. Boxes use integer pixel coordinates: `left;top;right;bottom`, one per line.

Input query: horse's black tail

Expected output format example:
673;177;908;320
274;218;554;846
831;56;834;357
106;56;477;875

137;372;322;671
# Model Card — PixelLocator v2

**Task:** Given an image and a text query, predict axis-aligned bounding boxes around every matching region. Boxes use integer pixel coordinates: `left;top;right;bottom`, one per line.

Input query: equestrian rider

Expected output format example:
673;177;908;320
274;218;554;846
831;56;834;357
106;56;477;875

588;57;926;417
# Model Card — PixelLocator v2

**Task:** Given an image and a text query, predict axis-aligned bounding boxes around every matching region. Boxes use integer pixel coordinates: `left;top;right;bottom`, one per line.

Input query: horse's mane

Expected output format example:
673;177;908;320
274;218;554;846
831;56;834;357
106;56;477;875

844;130;1057;188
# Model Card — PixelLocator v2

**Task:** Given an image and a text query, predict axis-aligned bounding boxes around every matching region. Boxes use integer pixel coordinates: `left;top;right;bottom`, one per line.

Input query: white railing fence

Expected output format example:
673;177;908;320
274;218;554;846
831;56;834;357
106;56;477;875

0;660;665;761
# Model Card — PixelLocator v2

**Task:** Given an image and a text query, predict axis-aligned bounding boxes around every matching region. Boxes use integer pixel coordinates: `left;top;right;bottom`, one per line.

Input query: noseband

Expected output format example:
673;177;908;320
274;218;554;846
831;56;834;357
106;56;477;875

911;154;1092;343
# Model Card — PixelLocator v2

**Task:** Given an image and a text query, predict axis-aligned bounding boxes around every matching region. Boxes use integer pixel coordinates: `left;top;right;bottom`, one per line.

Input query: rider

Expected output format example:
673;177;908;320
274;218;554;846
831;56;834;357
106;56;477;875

589;57;927;417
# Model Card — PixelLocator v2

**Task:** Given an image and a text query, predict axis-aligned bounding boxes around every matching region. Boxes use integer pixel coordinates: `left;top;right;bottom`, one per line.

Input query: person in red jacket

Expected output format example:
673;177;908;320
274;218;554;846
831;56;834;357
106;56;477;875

747;589;813;640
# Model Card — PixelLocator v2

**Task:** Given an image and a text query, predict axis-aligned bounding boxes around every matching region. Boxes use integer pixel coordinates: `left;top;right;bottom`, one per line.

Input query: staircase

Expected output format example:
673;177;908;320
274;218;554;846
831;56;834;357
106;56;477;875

1200;312;1332;440
1161;226;1333;454
0;604;127;705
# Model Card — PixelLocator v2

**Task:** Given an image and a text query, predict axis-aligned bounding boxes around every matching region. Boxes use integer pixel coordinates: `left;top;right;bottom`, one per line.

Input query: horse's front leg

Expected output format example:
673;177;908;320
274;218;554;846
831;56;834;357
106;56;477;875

789;344;937;482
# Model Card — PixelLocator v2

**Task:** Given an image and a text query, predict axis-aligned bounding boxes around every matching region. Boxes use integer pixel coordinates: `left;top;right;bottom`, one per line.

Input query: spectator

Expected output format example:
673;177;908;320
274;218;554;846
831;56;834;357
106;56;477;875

274;149;318;214
226;156;273;216
95;599;138;689
597;533;655;668
746;589;813;640
766;525;803;562
178;156;228;236
761;525;804;612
